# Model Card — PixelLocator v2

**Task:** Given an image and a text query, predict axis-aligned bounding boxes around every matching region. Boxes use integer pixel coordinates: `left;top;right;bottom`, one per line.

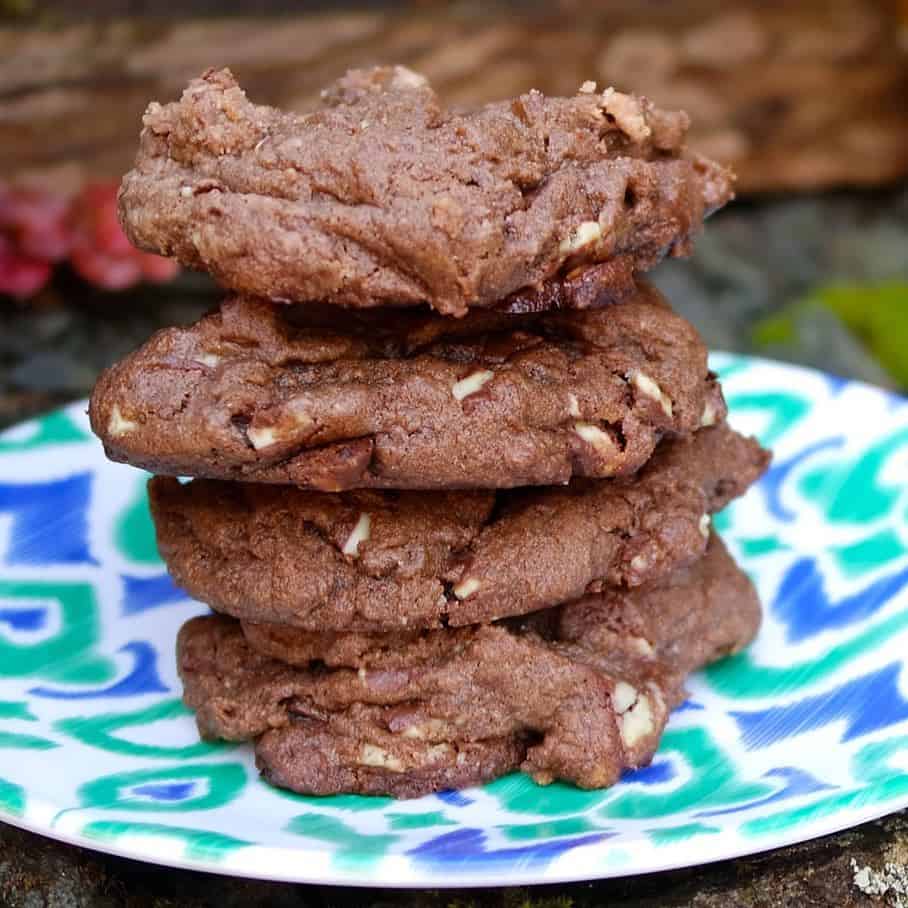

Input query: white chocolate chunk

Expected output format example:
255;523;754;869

612;680;638;714
567;393;581;418
195;353;220;367
574;422;616;455
247;405;312;450
402;721;447;740
629;370;673;417
618;692;655;747
629;553;650;574
287;400;315;431
699;513;711;539
425;743;453;762
246;425;280;450
701;398;719;427
359;744;404;772
390;65;428;90
452;369;494;401
108;405;138;438
579;80;598;94
180;185;193;198
601;87;652;143
452;577;481;600
342;513;372;558
632;635;655;656
559;220;601;254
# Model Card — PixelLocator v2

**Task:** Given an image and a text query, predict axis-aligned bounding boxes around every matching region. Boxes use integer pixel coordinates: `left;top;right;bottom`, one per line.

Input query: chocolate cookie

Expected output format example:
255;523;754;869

118;66;733;316
150;423;769;632
177;533;760;797
90;281;725;490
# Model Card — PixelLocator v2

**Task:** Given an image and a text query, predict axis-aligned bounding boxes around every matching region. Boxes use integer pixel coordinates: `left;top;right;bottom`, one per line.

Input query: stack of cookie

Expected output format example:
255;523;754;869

89;66;770;798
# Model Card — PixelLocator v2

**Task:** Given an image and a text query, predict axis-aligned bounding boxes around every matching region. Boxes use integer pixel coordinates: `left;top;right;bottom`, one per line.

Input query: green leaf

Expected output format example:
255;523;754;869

752;311;797;347
755;283;908;389
813;282;908;386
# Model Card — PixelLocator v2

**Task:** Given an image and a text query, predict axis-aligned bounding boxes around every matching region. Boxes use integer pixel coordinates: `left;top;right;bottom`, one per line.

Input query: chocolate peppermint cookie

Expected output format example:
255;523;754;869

119;66;733;316
90;281;725;490
150;423;769;632
177;533;760;797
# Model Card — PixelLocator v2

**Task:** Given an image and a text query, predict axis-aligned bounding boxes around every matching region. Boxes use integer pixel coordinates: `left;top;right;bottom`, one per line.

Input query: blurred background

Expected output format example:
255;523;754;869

1;0;906;429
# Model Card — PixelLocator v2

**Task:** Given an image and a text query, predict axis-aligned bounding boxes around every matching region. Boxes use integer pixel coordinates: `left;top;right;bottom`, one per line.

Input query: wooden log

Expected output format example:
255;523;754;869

2;1;906;194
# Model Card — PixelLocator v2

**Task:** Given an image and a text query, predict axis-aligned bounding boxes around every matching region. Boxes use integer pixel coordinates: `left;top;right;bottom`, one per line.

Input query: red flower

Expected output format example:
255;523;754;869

69;183;179;290
0;180;179;300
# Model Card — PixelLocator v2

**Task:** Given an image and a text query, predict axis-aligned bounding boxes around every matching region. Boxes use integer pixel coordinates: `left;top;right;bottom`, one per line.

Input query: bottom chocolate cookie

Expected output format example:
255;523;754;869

177;534;760;798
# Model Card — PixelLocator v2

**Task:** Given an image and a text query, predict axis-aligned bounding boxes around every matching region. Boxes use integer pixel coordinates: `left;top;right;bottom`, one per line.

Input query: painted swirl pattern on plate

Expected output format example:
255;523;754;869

0;354;906;886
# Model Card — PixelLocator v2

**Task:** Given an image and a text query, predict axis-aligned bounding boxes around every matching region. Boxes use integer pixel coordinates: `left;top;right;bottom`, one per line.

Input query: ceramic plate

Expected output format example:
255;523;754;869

0;354;906;888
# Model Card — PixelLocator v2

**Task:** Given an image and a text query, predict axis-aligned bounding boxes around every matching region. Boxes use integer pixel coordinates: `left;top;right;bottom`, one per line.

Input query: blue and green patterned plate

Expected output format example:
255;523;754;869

0;354;906;887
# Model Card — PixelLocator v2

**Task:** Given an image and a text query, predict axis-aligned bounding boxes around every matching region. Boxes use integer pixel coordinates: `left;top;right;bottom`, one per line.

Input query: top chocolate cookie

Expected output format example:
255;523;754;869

119;66;734;316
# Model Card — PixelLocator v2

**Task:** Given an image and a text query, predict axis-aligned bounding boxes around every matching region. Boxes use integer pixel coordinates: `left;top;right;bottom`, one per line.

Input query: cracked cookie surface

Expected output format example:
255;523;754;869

149;423;769;632
118;66;733;315
90;280;724;491
177;533;760;797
